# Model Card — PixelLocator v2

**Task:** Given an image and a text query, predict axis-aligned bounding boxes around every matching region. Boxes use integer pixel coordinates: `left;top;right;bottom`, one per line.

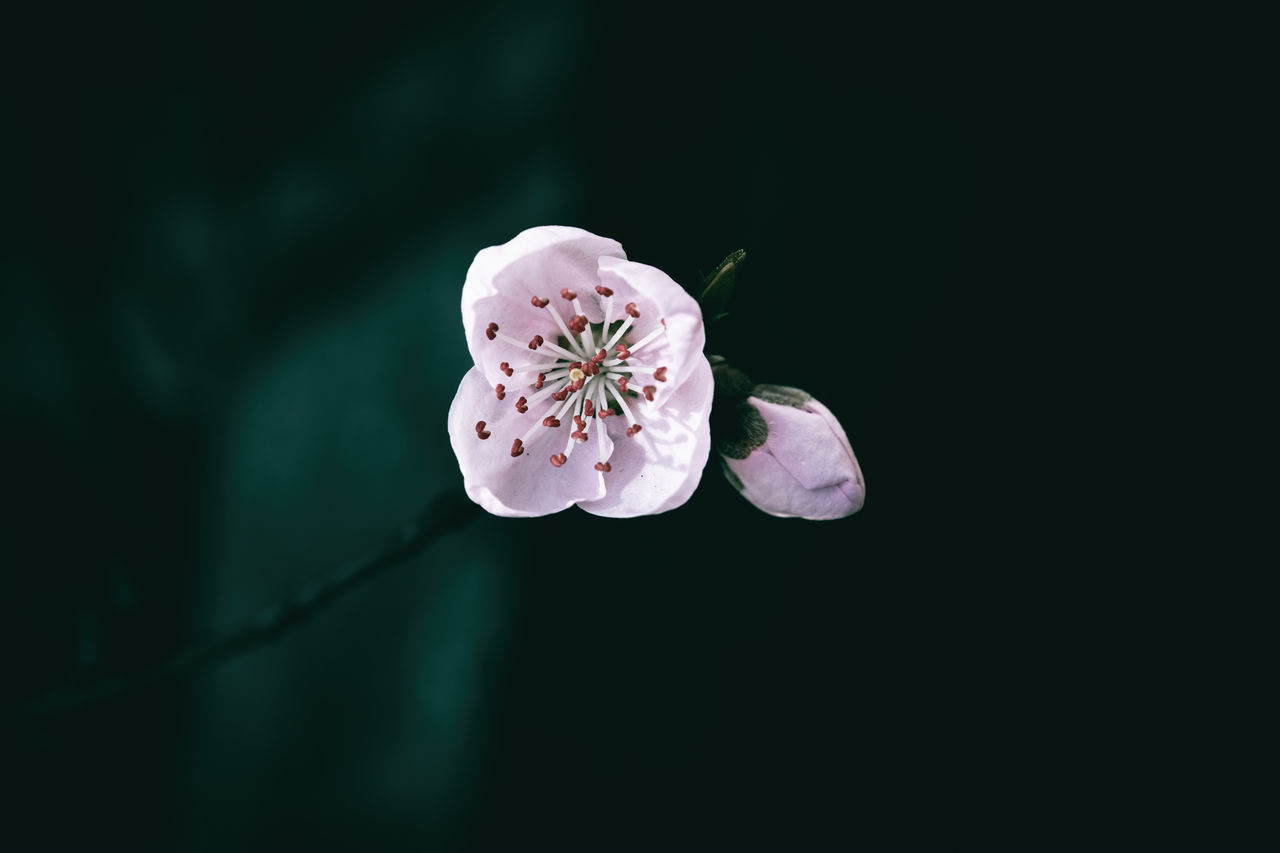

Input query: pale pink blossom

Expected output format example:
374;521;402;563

720;385;865;520
448;226;713;517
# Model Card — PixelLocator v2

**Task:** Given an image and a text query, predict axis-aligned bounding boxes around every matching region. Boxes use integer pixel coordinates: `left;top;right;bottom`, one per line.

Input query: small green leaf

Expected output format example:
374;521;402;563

698;249;745;322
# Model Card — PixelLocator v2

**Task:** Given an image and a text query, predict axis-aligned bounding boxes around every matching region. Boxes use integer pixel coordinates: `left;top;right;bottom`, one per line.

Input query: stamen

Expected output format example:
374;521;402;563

535;373;546;389
515;396;528;414
530;296;550;308
595;381;608;419
510;439;524;457
528;335;544;350
486;322;499;340
560;288;576;301
542;416;561;428
615;344;631;360
573;415;586;431
499;362;513;377
550;453;567;467
541;302;586;358
571;294;595;351
603;315;635;351
625;302;640;318
626;424;643;437
593;349;608;363
653;366;668;382
643;385;656;401
475;421;491;440
536;338;584;362
494;383;506;400
627;326;666;357
505;361;558;376
594;285;613;297
617;376;629;394
605;383;638;427
493;330;548;354
583;398;595;417
594;462;611;472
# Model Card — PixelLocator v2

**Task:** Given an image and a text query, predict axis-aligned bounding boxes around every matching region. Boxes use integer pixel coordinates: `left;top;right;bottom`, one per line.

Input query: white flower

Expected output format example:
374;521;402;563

448;226;713;517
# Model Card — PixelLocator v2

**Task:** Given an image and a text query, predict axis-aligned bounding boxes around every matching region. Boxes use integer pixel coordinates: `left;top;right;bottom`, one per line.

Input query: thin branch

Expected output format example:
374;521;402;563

8;485;483;723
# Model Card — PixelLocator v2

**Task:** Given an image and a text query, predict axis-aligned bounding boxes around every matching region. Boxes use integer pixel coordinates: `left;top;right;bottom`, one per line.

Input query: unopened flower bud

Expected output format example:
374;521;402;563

718;384;865;520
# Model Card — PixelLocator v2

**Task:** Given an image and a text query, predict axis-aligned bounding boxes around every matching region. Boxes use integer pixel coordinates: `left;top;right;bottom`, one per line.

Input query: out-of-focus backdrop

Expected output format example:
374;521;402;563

0;2;1042;849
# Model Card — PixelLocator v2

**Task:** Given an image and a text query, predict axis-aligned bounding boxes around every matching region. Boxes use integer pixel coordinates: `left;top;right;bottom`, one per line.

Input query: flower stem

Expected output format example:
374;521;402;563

7;486;482;723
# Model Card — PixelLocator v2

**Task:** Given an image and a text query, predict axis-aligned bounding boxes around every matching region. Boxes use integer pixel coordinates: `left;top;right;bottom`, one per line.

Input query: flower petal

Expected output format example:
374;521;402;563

448;366;605;517
595;256;705;409
463;226;626;388
578;355;714;518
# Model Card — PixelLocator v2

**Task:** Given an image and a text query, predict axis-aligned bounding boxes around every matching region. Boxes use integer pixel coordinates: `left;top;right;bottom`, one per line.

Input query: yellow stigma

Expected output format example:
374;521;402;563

569;367;586;383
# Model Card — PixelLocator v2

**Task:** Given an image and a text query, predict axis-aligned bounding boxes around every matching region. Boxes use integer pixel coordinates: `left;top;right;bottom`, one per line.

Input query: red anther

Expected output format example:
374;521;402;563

583;399;595;416
528;334;544;350
475;421;491;440
643;385;656;401
560;288;577;300
625;302;640;318
499;361;513;377
599;408;615;419
573;415;586;430
510;439;524;458
626;424;643;437
615;347;630;360
661;318;666;326
542;416;561;428
535;372;546;389
617;377;629;393
570;361;582;370
571;378;585;391
583;361;598;376
550;453;567;467
594;461;612;472
571;430;588;443
515;396;528;414
495;383;506;400
531;296;550;308
653;366;668;382
486;322;499;340
551;389;569;401
593;349;607;363
568;315;588;333
595;285;614;297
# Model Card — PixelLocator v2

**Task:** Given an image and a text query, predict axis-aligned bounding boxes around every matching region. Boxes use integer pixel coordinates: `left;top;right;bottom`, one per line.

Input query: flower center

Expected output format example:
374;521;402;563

480;285;671;469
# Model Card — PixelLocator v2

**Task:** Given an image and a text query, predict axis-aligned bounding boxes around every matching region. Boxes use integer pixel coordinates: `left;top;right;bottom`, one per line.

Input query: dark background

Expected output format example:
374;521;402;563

0;2;1086;849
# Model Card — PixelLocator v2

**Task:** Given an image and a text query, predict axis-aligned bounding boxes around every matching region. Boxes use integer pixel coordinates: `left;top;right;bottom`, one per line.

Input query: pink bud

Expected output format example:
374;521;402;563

719;385;864;520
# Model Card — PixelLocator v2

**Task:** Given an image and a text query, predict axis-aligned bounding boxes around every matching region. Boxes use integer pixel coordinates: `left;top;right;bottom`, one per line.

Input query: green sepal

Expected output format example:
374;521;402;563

698;249;745;322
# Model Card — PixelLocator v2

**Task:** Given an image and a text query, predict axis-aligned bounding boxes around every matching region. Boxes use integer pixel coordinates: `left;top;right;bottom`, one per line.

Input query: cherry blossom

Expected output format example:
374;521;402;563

448;226;713;517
